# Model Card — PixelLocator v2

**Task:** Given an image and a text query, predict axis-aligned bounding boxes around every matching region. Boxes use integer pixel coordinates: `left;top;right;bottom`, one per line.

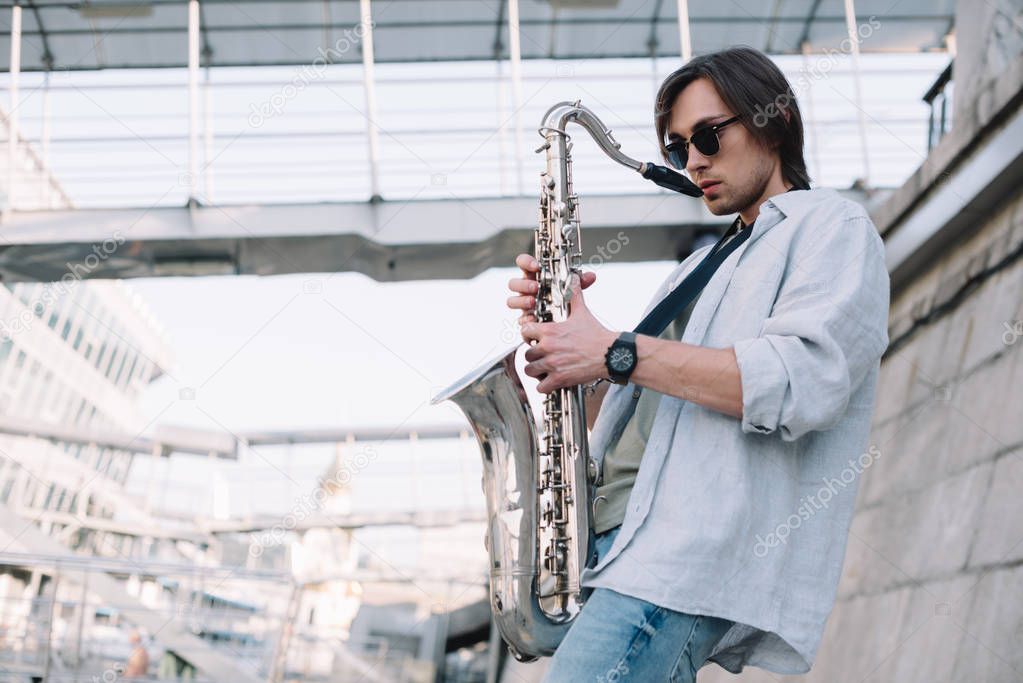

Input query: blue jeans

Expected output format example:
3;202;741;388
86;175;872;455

542;526;733;683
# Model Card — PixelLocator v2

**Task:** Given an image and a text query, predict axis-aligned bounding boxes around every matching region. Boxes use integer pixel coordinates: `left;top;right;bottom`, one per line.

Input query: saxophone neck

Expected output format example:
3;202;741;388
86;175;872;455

539;100;704;198
540;100;641;172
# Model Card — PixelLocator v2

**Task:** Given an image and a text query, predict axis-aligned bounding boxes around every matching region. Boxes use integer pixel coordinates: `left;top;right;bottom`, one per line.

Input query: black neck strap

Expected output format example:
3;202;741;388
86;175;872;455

632;185;801;337
632;216;750;337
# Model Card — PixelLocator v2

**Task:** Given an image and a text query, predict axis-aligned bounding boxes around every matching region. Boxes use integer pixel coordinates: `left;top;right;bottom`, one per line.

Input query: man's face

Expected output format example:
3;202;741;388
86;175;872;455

667;77;775;217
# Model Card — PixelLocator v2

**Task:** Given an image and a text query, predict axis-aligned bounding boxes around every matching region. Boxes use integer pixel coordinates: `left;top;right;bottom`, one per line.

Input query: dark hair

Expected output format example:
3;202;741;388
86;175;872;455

654;46;811;190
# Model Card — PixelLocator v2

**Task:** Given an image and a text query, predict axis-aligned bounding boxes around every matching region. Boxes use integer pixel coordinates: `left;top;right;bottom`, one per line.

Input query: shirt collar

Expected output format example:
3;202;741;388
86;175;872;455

727;186;803;236
762;185;809;217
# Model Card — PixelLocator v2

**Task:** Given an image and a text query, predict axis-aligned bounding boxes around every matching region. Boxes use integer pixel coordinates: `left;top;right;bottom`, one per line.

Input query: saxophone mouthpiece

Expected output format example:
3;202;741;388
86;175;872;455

639;163;704;197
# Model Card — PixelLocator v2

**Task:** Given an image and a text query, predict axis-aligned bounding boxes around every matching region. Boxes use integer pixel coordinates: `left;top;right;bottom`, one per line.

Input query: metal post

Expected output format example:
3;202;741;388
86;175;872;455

651;53;659;105
5;2;22;219
843;0;870;188
74;568;89;672
270;582;302;683
359;0;382;202
508;0;525;195
42;70;51;175
676;0;692;62
496;59;510;196
187;0;200;205
801;42;822;186
146;442;161;515
409;431;419;510
203;64;214;203
20;569;42;665
41;569;60;681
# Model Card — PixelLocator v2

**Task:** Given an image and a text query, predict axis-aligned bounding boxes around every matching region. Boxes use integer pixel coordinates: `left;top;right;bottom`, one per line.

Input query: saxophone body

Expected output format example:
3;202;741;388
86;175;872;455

432;101;702;661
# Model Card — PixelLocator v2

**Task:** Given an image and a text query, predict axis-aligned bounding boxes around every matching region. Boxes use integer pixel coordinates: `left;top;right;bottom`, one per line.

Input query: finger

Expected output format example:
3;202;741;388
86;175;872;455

507;294;535;311
517;314;537;326
515;253;539;276
536;375;556;394
520;321;545;342
567;274;587;312
580;271;597;289
508;277;539;295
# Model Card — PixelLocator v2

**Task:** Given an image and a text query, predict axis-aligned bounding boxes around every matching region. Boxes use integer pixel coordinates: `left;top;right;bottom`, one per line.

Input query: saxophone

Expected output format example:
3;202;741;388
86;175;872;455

431;101;702;661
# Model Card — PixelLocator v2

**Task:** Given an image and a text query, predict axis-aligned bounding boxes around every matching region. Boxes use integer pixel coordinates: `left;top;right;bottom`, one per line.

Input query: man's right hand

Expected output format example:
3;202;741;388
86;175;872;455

507;253;597;342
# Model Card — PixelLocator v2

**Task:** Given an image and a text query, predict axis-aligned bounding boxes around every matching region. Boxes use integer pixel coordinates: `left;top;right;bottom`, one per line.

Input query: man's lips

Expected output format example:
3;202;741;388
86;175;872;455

699;180;722;190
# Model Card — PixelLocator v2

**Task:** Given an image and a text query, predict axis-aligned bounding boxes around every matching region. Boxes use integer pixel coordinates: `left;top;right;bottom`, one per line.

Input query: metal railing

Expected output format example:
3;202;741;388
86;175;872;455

923;61;954;151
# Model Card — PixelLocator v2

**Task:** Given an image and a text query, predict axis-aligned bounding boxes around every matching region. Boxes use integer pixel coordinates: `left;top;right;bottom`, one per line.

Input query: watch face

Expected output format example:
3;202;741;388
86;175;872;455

608;346;635;373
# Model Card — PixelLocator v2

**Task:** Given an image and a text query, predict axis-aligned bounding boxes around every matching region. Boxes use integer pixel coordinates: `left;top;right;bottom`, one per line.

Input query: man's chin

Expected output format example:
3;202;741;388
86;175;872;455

704;198;735;216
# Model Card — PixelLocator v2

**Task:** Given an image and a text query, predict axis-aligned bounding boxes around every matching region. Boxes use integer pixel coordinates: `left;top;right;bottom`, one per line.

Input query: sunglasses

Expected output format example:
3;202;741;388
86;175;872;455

665;115;740;170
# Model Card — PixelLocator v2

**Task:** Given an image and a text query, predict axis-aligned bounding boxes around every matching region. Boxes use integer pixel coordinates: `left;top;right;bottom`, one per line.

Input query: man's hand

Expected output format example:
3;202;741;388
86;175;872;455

507;253;597;340
520;275;616;394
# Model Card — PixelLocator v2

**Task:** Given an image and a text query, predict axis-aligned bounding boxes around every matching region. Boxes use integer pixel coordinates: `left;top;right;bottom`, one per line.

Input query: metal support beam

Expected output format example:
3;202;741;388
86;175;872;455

187;0;200;204
0;193;735;281
203;64;214;202
797;0;824;48
676;0;692;62
843;0;871;188
648;0;663;103
73;569;89;671
41;569;59;682
26;1;54;69
0;188;872;282
508;0;525;195
493;0;510;195
801;42;822;185
5;2;22;220
360;0;382;202
41;70;51;170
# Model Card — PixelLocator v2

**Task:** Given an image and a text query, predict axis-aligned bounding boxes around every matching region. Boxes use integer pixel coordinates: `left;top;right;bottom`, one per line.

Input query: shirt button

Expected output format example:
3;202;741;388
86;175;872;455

633;504;640;513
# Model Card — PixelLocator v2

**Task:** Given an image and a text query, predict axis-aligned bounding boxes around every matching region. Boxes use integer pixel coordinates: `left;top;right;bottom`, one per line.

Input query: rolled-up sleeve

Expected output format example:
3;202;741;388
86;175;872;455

733;215;890;441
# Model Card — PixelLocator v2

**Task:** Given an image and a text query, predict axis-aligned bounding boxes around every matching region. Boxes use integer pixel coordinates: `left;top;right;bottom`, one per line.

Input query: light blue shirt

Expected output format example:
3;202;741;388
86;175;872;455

580;187;890;675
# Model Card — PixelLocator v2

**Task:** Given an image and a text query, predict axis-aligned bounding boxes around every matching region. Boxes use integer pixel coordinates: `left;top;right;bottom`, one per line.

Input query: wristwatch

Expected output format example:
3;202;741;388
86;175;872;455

604;332;638;384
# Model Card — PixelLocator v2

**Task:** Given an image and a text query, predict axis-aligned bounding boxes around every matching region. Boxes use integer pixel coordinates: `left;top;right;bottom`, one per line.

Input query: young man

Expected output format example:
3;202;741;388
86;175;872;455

507;46;889;681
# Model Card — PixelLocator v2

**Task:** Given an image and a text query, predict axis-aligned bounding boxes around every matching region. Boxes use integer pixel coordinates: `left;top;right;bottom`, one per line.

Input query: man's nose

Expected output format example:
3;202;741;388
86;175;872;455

686;145;710;175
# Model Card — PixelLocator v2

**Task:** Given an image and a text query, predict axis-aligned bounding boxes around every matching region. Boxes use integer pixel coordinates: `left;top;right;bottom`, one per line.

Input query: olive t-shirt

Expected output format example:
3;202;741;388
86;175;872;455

592;223;748;533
